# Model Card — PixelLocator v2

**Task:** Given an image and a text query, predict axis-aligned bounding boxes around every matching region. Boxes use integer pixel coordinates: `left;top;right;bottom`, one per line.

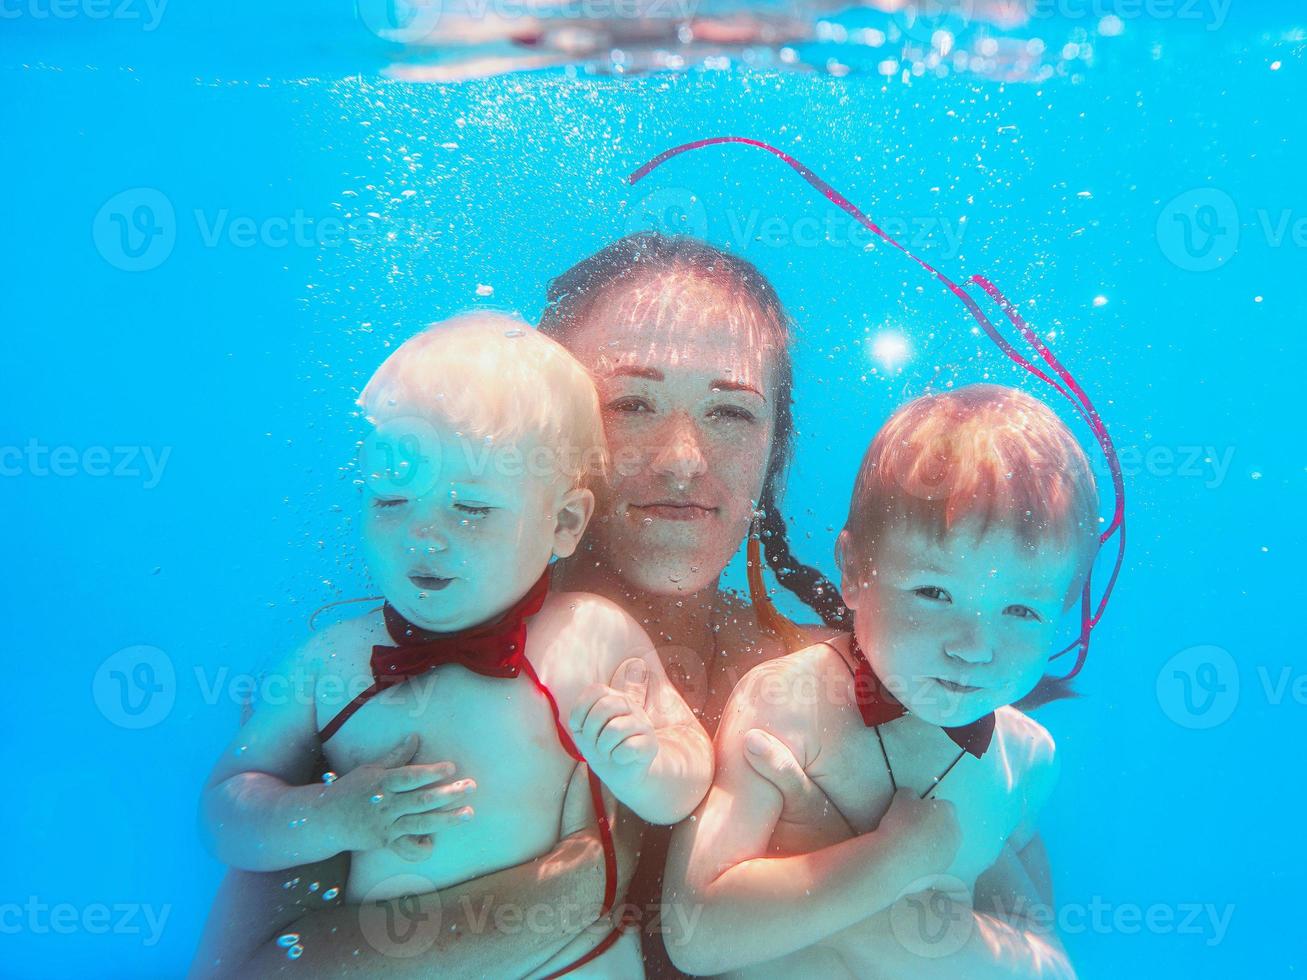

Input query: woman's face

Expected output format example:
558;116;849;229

563;270;780;595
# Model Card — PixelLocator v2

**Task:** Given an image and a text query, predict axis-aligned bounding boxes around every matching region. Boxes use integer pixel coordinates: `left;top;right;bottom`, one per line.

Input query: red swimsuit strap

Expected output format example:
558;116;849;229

517;657;619;917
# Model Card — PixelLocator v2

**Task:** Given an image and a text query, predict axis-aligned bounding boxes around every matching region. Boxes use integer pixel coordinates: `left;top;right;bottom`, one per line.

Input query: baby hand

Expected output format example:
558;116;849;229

876;788;961;879
319;734;474;862
567;658;658;790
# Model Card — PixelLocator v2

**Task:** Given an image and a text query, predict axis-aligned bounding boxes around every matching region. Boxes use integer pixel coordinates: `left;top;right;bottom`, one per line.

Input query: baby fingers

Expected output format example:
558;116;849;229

394;779;476;817
381;761;458;794
390;805;474;838
595;712;649;758
609;732;657;767
571;692;633;747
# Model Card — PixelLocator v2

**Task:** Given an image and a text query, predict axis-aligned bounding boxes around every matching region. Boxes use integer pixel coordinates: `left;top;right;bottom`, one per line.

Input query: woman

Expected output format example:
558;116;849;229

190;233;843;978
538;234;849;976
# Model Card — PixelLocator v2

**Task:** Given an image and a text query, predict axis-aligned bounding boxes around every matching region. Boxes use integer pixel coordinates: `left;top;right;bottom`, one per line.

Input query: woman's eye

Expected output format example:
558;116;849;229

707;404;757;422
913;586;951;602
608;397;653;414
1004;604;1042;622
454;503;493;517
372;497;407;509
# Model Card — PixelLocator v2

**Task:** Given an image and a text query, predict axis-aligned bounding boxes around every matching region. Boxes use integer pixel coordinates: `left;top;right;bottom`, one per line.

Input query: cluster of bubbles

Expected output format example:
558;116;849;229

373;0;1123;82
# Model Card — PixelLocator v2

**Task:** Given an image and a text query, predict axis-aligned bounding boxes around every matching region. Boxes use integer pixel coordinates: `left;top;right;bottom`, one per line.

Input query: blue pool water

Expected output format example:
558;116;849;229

3;3;1303;977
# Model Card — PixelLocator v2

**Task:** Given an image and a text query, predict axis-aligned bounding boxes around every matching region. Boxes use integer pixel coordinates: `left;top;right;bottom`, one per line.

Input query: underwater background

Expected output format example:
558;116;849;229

3;2;1303;976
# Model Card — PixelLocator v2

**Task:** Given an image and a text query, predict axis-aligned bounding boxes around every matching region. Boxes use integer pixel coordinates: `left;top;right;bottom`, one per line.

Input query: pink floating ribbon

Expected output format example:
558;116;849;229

630;136;1125;679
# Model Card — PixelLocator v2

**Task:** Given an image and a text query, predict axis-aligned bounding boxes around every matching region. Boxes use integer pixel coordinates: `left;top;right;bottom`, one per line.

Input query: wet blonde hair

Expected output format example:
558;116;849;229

842;384;1099;590
358;312;607;488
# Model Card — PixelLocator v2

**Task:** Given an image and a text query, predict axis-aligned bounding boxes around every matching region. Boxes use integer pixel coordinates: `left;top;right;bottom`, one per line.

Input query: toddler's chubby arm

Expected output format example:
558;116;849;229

191;765;642;979
821;719;1075;980
559;594;714;826
199;625;469;871
661;656;961;977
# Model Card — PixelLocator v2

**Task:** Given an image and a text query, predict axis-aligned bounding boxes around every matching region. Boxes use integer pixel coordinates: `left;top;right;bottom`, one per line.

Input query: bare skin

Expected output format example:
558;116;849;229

554;269;835;732
664;514;1084;977
190;268;796;977
740;734;1070;980
191;265;1070;978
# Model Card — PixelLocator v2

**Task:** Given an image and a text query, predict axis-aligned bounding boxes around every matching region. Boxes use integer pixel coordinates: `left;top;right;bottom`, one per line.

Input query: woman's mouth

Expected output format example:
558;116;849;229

409;574;454;592
630;502;718;522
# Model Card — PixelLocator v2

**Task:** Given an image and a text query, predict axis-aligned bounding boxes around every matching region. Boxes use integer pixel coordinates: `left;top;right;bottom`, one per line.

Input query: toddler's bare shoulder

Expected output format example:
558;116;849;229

530;591;653;667
283;608;383;676
723;643;841;733
994;706;1059;794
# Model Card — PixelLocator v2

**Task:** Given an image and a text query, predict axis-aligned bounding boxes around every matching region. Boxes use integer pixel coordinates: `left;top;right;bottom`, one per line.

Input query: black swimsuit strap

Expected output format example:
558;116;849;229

819;638;966;800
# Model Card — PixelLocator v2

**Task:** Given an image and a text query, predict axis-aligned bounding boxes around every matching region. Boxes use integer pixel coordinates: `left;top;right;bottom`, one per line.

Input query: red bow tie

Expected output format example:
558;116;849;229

370;570;552;689
849;636;995;759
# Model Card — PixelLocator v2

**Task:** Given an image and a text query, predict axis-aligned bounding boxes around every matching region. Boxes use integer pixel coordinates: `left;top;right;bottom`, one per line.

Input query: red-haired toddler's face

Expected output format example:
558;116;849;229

839;516;1083;725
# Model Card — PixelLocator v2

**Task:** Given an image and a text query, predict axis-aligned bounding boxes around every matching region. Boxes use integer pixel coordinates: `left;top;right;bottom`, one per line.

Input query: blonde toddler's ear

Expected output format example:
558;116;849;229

552;486;594;559
835;529;862;611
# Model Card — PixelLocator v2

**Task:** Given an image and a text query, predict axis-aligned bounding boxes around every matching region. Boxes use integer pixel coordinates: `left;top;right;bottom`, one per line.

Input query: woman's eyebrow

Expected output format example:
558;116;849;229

711;378;765;399
605;365;663;382
606;365;765;400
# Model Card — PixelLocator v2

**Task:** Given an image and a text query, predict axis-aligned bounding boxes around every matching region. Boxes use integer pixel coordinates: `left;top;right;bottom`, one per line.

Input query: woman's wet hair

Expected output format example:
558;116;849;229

540;232;849;629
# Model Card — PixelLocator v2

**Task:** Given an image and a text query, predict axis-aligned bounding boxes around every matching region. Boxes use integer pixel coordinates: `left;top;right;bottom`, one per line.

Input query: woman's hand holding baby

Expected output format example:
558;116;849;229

318;733;474;862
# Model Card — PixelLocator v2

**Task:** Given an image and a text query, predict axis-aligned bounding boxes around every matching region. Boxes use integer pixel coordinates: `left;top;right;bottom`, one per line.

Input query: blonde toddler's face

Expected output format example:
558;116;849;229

361;418;589;632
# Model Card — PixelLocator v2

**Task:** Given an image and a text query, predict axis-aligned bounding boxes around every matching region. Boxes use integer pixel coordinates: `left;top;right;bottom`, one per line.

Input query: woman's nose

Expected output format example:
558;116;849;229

650;414;709;487
943;614;994;665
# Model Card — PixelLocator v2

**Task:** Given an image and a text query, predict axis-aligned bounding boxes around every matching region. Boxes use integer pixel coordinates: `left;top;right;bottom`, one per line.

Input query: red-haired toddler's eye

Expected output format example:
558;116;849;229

1004;604;1041;622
